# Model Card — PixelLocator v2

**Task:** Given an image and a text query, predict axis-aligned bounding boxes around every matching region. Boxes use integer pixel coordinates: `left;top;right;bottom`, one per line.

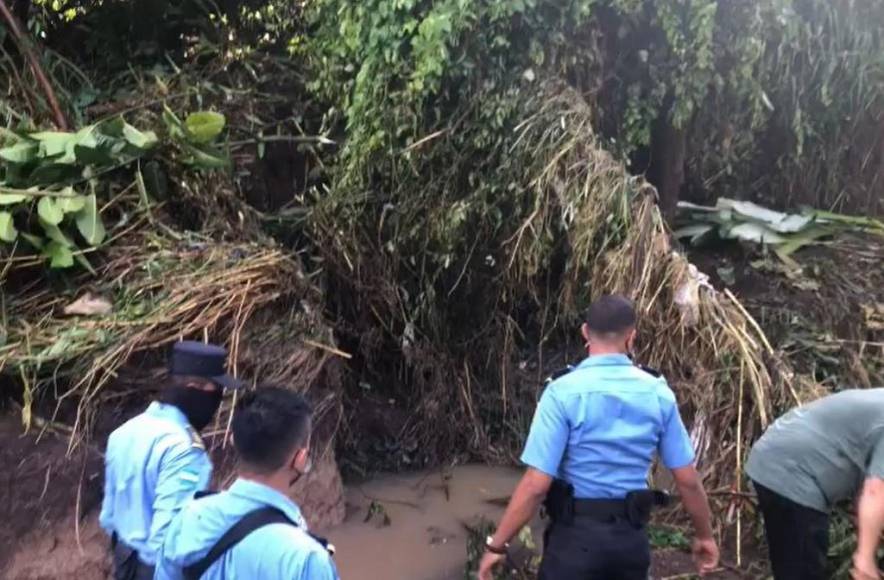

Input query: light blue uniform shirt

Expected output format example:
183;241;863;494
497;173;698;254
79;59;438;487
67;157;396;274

155;478;339;580
100;402;212;565
521;354;695;498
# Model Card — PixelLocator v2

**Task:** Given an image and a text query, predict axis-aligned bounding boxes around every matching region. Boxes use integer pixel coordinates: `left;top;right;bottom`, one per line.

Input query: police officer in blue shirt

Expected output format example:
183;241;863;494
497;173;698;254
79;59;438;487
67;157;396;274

155;386;339;580
100;341;243;580
479;295;719;579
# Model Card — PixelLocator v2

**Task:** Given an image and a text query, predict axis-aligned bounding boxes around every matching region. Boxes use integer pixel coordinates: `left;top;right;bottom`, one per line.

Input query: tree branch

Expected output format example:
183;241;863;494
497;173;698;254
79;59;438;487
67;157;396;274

0;0;69;130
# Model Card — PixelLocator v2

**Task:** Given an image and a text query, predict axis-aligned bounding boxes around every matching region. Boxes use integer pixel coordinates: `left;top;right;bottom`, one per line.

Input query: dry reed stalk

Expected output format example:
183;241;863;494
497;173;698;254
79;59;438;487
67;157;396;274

1;231;330;447
504;83;806;493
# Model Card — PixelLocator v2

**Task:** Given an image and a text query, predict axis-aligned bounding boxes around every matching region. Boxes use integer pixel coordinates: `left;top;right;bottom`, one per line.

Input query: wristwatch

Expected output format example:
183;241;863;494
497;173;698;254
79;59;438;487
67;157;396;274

485;536;509;555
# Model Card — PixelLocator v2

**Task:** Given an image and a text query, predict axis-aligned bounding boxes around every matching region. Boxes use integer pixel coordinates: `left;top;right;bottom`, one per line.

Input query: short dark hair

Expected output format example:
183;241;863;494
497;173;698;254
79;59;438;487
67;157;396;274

585;295;636;337
232;387;313;473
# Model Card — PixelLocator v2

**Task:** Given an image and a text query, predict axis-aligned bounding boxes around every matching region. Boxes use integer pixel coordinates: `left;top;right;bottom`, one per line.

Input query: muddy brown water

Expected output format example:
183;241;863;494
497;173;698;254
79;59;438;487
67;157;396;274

324;464;750;580
0;423;746;580
326;464;527;580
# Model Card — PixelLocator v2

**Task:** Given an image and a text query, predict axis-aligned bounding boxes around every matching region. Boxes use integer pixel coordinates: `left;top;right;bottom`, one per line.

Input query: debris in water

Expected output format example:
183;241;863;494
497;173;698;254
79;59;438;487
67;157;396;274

364;500;392;528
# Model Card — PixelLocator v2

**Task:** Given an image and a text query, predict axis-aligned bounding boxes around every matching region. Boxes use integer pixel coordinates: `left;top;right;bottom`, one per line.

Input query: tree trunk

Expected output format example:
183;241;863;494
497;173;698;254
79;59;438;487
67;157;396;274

648;96;686;220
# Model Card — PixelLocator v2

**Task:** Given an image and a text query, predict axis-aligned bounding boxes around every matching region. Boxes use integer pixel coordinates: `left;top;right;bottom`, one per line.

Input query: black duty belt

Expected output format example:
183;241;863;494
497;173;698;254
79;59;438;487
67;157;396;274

573;490;670;527
573;498;629;521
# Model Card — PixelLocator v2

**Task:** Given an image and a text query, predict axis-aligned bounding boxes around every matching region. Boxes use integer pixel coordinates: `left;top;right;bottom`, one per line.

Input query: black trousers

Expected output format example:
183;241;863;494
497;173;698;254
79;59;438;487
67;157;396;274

111;538;155;580
754;481;830;580
538;516;650;580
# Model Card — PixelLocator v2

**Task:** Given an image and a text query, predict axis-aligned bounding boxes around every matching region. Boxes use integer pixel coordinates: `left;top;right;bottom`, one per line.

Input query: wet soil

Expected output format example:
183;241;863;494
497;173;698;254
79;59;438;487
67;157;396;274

0;414;107;578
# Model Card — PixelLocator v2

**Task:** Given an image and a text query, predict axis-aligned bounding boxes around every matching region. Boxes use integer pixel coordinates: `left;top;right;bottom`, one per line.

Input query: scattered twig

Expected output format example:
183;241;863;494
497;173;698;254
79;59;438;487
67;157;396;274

228;134;336;148
303;339;352;359
0;185;79;198
74;454;86;555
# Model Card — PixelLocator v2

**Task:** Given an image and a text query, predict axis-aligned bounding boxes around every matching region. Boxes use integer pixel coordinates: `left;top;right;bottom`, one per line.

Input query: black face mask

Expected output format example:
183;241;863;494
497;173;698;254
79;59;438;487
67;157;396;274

160;386;223;431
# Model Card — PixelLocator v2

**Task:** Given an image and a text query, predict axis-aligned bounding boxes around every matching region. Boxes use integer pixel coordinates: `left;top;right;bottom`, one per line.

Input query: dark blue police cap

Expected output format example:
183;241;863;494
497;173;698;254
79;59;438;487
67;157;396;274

169;340;244;390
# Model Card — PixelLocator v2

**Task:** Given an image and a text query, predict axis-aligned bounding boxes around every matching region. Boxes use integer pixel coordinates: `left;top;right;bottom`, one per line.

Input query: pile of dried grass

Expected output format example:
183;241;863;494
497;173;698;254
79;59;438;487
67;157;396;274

490;83;823;561
506;85;812;469
0;229;339;448
315;80;816;521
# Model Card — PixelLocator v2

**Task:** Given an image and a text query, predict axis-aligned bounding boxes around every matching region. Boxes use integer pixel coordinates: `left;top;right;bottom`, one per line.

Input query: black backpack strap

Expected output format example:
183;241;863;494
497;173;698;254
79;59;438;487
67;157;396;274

182;507;292;580
308;532;336;555
636;364;662;378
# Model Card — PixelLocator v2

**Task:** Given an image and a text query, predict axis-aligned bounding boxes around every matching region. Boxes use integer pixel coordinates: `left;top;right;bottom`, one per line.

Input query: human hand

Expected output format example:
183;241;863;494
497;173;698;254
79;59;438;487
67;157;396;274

852;552;881;580
477;551;505;580
692;537;719;576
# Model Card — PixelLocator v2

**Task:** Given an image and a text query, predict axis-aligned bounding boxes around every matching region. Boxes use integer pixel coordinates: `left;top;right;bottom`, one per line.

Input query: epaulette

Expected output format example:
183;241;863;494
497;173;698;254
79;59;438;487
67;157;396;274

187;425;206;450
544;365;575;385
636;364;662;378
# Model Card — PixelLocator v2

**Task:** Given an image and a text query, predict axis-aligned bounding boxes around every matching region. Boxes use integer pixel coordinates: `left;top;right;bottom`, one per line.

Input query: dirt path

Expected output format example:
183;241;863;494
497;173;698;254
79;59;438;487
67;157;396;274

0;415;107;579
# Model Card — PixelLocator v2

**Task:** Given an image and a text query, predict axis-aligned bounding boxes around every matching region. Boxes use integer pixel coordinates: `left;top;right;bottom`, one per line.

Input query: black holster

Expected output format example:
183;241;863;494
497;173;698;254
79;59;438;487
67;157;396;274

543;479;575;525
625;489;670;528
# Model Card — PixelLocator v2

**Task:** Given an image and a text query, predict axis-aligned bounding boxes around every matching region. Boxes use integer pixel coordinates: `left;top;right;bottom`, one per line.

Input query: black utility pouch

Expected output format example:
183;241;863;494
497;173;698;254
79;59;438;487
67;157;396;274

544;479;576;525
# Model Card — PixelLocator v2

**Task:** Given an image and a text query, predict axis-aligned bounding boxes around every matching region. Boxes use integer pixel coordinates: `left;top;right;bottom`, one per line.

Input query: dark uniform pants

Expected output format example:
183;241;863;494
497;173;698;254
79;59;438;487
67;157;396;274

111;538;155;580
754;481;829;580
538;517;650;580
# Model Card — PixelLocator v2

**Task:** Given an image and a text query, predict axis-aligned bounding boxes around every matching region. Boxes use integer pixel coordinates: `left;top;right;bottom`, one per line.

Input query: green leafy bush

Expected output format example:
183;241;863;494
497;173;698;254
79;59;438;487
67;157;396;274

0;118;157;268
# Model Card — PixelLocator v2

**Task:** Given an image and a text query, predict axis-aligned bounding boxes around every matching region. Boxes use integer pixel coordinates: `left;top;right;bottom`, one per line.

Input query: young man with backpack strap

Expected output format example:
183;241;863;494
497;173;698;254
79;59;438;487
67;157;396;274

155;387;338;580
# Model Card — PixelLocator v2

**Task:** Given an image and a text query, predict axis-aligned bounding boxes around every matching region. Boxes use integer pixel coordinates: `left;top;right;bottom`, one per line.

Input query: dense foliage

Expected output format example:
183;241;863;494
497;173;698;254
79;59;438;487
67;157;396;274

304;0;882;213
1;0;881;476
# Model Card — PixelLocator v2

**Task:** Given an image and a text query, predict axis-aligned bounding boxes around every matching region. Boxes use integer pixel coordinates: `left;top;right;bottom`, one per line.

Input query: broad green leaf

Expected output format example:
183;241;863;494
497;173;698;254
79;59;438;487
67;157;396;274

29;163;79;186
37;196;64;225
184;145;230;169
122;123;159;150
0;193;27;205
75;194;106;245
71;125;113;165
673;224;714;242
56;191;87;213
43;241;74;268
74;142;114;165
100;117;125;138
74;125;100;148
40;219;74;246
141;160;168;200
0;126;21;146
723;199;814;233
724;222;785;244
184;111;226;144
32;131;76;158
74;252;96;274
0;141;38;163
162;105;187;141
776;225;835;256
676;201;718;212
21;232;44;249
0;211;17;242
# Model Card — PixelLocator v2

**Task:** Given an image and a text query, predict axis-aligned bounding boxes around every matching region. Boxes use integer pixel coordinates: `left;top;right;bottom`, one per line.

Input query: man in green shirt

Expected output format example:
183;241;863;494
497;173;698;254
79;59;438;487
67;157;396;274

746;389;884;580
